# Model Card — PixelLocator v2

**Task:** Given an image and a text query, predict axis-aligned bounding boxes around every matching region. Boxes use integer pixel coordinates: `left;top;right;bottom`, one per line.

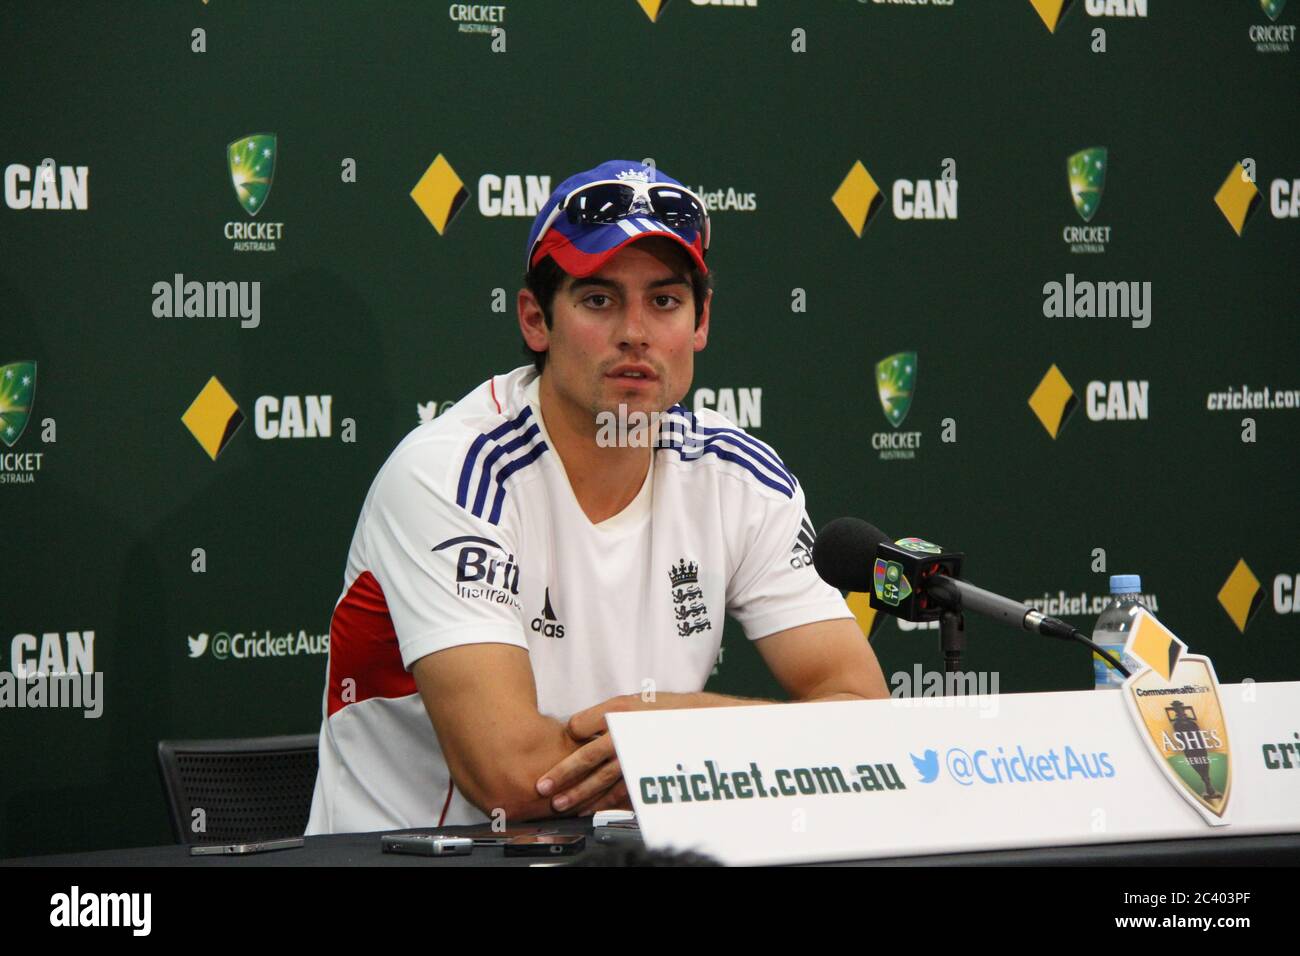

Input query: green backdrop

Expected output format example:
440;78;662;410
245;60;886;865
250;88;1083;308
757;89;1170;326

2;0;1297;857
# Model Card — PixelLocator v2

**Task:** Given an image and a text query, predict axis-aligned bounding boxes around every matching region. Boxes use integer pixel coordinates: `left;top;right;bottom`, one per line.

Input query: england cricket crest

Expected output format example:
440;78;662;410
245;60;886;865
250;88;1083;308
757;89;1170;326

1122;610;1232;825
669;558;711;637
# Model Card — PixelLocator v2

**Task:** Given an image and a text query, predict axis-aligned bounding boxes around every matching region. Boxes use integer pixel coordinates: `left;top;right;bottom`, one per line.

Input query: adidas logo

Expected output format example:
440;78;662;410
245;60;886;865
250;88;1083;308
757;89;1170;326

790;516;816;570
530;587;565;639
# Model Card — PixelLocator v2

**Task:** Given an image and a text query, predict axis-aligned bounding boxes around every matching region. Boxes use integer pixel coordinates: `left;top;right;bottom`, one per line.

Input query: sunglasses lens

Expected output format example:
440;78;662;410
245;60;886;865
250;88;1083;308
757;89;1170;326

565;183;636;224
648;187;705;233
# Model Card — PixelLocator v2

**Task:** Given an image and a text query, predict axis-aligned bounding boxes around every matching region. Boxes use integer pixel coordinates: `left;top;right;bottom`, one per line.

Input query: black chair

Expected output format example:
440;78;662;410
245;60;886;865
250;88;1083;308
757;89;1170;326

156;734;320;845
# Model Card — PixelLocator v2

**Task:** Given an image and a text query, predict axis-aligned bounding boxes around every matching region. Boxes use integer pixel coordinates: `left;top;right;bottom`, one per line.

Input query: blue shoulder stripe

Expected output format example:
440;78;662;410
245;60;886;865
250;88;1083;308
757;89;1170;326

456;406;549;524
658;407;797;497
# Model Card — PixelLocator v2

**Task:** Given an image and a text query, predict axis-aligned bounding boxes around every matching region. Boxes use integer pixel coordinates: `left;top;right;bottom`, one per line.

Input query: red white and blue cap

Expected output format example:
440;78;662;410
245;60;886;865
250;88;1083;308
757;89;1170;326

525;159;709;277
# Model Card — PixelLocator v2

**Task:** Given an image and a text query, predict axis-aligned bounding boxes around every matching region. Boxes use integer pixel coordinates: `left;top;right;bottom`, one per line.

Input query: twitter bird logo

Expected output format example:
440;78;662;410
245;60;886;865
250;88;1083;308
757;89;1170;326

911;749;940;784
187;633;209;658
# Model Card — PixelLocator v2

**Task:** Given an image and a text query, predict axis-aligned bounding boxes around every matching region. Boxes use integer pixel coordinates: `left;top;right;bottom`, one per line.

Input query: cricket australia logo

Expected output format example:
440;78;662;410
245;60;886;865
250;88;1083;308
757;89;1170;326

669;558;711;637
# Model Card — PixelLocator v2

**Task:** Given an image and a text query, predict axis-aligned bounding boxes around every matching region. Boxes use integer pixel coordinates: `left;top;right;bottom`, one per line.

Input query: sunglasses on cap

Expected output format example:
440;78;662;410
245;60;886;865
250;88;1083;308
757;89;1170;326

526;178;711;271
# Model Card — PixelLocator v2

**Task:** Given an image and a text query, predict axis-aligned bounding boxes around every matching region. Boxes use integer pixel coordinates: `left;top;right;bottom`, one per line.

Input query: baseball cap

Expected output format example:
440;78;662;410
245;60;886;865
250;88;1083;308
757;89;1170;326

524;159;710;278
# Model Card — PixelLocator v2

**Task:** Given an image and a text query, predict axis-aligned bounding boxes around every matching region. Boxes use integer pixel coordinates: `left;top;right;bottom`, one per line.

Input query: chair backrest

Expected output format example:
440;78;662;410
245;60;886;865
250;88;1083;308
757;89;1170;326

156;734;319;845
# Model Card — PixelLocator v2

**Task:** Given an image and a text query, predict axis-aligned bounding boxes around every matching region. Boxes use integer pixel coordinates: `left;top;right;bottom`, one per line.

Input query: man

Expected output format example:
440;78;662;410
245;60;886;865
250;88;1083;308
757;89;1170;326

306;159;887;835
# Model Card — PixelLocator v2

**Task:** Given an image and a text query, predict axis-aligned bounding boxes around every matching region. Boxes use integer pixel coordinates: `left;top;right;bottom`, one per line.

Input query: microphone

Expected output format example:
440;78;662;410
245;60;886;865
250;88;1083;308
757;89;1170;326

812;517;1130;676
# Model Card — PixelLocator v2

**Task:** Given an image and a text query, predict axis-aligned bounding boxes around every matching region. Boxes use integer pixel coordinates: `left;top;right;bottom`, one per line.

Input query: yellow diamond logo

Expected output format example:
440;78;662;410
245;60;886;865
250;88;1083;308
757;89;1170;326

1028;0;1072;33
637;0;667;21
832;160;884;238
182;376;244;461
1217;558;1264;633
845;591;881;640
1028;364;1078;439
1214;164;1261;237
411;154;469;236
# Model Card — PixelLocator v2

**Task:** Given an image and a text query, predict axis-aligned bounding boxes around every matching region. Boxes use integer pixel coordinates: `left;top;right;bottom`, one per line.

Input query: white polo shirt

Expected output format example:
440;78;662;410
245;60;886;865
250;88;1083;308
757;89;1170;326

305;365;852;834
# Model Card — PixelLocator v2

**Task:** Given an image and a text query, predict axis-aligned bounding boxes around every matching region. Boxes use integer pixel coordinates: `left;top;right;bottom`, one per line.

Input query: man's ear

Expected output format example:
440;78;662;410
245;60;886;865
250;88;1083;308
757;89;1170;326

693;287;712;352
518;287;550;353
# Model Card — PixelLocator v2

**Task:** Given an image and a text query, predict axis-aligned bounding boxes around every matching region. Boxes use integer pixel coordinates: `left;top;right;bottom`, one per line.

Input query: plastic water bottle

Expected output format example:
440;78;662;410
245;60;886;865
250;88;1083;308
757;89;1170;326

1092;574;1145;689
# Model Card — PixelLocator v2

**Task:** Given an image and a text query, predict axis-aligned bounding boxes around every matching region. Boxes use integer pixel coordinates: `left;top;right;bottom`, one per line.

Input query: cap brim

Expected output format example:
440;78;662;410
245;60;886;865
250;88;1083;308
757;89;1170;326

531;218;708;277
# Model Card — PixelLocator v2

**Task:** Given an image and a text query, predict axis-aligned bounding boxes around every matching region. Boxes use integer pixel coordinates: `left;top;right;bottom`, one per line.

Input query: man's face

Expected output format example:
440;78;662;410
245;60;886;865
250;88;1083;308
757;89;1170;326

525;238;710;429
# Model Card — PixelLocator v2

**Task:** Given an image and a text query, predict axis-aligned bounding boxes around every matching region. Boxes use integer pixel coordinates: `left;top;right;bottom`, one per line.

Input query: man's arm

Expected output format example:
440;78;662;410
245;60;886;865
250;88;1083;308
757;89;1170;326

411;643;626;822
540;617;888;812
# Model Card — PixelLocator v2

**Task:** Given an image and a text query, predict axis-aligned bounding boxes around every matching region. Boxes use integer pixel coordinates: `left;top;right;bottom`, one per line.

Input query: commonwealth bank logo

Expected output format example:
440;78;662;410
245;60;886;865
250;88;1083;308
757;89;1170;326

637;0;668;22
0;361;36;448
1214;163;1262;236
228;134;277;217
1068;147;1106;222
1029;0;1073;32
1028;364;1078;439
876;353;916;428
411;154;470;235
832;161;885;237
1217;558;1264;633
182;376;245;461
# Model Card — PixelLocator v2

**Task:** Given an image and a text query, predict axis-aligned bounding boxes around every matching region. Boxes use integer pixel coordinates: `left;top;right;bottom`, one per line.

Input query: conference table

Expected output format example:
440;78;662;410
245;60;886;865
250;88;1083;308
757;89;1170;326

7;818;1300;867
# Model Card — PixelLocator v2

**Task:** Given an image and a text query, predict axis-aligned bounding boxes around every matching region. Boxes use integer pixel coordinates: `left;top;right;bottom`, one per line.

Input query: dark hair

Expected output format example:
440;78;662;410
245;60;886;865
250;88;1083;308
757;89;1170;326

521;242;713;373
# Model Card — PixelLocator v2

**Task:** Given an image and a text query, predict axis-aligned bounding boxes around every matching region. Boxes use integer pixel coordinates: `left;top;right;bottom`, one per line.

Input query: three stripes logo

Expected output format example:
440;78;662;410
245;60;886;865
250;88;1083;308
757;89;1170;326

790;515;816;569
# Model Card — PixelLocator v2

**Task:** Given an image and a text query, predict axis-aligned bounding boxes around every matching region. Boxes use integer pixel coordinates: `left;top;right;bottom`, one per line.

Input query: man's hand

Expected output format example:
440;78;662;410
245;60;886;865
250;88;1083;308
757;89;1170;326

536;692;719;815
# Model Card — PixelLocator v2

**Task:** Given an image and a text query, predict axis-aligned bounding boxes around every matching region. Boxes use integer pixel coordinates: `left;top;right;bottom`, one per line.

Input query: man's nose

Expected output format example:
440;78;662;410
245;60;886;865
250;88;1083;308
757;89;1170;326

617;298;649;346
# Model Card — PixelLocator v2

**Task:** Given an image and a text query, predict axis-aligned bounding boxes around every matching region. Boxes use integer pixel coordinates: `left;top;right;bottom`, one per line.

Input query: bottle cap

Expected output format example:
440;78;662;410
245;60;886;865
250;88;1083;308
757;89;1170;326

1109;574;1141;594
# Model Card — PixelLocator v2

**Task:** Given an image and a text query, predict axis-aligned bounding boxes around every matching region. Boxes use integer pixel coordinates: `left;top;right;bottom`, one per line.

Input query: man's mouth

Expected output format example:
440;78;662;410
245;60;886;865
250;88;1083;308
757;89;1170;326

607;365;658;382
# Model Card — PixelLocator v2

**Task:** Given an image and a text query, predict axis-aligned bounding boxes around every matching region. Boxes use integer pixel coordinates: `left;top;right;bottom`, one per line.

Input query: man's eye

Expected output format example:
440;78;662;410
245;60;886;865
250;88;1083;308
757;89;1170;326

654;295;681;308
584;294;611;308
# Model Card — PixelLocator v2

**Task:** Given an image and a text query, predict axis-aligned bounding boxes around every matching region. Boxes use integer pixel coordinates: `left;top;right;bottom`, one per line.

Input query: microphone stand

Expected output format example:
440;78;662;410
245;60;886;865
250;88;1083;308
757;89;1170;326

940;608;965;677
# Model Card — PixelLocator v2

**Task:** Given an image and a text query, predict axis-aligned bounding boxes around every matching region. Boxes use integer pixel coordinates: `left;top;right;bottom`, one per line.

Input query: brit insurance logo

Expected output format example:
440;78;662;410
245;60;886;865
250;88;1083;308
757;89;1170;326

1028;364;1149;439
434;534;522;610
410;153;551;236
833;159;958;237
1029;0;1148;34
224;133;283;252
181;376;339;460
1064;147;1110;253
0;361;47;486
872;351;921;461
1250;0;1293;53
3;160;89;211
